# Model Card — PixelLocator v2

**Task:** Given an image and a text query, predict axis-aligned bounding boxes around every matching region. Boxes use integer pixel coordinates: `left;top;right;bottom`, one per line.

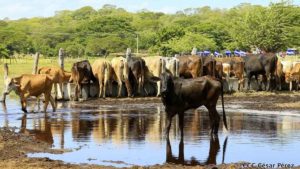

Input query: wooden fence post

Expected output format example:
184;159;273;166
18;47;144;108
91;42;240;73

191;47;197;55
58;48;64;70
0;63;9;102
32;52;39;74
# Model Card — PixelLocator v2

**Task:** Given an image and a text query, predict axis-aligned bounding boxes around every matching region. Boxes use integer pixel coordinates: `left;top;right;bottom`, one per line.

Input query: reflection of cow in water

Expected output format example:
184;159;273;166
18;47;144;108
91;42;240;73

166;137;228;165
19;114;53;144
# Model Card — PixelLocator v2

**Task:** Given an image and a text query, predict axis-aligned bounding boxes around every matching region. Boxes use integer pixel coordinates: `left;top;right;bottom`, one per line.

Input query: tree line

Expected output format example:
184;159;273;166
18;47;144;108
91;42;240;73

0;1;299;58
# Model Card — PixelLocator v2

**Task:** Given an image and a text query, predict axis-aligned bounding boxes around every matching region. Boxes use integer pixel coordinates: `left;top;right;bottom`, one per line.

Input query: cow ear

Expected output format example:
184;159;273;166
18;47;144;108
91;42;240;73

150;76;160;82
12;79;21;87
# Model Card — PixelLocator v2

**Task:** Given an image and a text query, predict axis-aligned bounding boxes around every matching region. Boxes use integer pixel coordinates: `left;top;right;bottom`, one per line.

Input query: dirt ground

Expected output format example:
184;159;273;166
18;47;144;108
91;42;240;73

1;93;300;169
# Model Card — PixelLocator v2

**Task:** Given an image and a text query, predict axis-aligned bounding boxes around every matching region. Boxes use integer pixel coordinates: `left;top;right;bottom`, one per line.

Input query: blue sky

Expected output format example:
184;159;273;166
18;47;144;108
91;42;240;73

0;0;299;20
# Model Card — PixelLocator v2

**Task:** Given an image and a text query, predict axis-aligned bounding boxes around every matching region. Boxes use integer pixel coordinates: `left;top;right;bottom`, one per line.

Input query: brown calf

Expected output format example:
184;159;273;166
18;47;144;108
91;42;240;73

3;74;56;113
38;66;71;99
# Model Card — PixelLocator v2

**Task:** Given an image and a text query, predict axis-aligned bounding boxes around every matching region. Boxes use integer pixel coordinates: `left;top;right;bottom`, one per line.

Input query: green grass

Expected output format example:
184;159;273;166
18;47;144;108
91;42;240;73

0;56;107;93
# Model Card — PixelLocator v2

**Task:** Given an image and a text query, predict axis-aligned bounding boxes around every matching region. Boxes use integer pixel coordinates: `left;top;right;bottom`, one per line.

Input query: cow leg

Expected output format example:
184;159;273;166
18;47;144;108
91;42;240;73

74;84;79;101
103;80;107;98
117;81;122;97
246;73;251;90
290;81;293;91
165;112;175;139
156;81;161;97
59;82;64;100
99;81;103;98
54;83;58;100
207;106;220;135
43;94;51;113
124;79;133;97
49;95;56;112
178;112;184;139
20;97;27;113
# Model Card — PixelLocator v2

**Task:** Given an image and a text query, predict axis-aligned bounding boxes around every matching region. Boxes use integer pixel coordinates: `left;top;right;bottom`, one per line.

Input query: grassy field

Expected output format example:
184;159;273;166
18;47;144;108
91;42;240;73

0;56;103;92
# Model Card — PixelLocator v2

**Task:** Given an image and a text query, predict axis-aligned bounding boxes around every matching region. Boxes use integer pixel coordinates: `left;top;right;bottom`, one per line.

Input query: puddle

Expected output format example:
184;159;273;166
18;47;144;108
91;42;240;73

1;97;300;167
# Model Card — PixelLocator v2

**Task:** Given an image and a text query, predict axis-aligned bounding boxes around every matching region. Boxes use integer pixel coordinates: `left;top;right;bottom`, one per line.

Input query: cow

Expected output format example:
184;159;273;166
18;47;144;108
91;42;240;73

222;63;231;78
92;59;113;98
163;57;179;77
38;66;71;100
1;74;56;113
126;54;146;96
286;63;300;91
69;60;96;101
160;72;227;139
230;58;245;91
243;54;277;91
221;59;245;91
279;61;294;91
111;57;132;97
275;61;283;90
201;56;216;78
143;56;166;96
215;61;223;79
177;55;203;78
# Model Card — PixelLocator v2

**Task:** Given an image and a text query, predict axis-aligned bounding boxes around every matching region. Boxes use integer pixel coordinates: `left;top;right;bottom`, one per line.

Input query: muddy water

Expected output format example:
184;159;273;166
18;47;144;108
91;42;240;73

1;98;300;167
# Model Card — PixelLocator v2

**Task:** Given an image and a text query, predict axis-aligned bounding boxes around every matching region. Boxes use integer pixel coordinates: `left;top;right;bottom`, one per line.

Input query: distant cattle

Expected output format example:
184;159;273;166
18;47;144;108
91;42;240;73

38;66;71;99
215;61;223;79
275;61;284;90
177;55;203;78
219;57;245;90
92;59;113;98
160;72;227;139
222;63;231;78
280;61;294;91
2;74;56;113
69;60;96;100
111;57;131;97
202;56;216;78
243;54;277;91
287;63;300;91
126;54;146;96
143;56;166;96
164;57;179;77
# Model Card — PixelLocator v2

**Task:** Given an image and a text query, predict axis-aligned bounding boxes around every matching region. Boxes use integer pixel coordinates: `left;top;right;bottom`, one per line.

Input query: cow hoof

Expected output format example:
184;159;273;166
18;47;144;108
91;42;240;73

22;108;28;113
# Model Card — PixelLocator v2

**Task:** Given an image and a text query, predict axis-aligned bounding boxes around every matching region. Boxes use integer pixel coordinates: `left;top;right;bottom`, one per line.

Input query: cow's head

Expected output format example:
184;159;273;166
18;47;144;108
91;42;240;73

3;77;20;95
160;72;174;96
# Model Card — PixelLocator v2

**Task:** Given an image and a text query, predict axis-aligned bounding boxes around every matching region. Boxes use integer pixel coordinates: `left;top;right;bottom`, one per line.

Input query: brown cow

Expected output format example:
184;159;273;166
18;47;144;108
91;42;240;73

2;74;56;113
38;66;71;99
111;57;132;97
143;56;166;96
220;57;245;91
126;54;146;96
92;59;113;98
275;61;283;90
202;56;216;78
287;63;300;91
177;55;203;78
215;61;223;79
69;60;96;100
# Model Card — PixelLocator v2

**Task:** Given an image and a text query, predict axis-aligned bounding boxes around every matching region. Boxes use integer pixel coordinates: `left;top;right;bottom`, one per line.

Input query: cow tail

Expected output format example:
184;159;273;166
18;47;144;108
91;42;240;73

213;60;216;78
200;56;203;77
221;79;228;130
140;60;145;90
175;58;179;77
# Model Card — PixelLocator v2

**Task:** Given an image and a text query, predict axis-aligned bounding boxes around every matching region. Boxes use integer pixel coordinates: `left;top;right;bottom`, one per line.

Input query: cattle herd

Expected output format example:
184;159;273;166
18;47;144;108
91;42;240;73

1;50;300;138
